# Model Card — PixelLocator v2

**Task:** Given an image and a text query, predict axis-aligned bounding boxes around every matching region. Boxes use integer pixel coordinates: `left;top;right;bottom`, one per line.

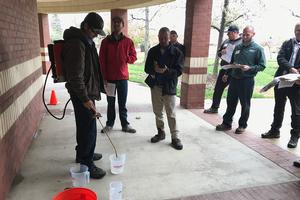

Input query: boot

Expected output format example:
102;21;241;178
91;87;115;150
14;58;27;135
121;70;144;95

151;128;165;143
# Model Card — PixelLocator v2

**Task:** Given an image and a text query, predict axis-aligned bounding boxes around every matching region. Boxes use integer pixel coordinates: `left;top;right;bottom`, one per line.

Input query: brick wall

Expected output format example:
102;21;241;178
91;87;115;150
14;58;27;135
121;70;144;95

111;9;128;36
0;0;44;199
180;0;212;108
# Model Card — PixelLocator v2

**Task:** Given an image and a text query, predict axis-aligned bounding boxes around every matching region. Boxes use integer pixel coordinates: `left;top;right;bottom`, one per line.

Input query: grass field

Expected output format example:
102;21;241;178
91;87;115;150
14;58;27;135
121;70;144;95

128;56;278;99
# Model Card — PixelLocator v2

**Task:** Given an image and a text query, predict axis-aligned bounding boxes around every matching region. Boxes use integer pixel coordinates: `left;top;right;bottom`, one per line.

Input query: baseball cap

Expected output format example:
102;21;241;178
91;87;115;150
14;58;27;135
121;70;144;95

84;12;106;36
227;25;239;33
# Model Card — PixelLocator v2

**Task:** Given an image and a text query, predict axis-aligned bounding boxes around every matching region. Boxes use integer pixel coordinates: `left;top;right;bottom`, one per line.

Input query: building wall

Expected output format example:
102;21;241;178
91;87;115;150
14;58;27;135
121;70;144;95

0;0;44;199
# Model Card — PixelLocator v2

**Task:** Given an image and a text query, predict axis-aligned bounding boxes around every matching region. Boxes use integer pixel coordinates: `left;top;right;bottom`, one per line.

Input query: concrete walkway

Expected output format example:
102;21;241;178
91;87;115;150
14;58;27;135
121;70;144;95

7;81;300;200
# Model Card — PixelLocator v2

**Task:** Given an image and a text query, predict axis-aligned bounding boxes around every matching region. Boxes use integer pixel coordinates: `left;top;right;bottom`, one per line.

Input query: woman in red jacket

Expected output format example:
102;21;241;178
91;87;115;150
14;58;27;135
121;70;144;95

99;16;137;133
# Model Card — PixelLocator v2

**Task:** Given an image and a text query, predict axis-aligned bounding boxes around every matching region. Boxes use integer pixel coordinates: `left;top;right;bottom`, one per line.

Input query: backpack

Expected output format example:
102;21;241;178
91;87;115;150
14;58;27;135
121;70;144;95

47;40;66;83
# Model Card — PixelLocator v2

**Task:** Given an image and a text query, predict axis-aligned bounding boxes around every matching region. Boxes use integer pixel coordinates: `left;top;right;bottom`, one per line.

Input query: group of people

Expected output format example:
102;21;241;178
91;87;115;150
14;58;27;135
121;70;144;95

204;24;300;167
61;11;300;179
61;12;185;179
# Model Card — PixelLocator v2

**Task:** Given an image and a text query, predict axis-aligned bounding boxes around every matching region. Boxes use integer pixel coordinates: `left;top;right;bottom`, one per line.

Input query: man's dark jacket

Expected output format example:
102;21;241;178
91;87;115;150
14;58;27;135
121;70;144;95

62;27;104;102
144;44;184;95
276;38;300;77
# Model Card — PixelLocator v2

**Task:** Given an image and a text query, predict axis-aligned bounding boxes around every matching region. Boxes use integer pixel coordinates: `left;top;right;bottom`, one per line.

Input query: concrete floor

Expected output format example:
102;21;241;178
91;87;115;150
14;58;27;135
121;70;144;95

7;81;300;200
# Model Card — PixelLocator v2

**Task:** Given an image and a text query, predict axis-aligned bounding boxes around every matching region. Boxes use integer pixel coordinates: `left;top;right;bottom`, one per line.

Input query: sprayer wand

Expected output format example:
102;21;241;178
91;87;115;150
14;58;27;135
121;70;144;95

95;114;118;158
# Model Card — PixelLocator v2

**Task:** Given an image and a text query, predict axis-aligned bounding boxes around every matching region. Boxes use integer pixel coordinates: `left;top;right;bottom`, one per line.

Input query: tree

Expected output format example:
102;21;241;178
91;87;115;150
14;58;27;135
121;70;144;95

50;14;63;41
211;0;265;75
290;9;300;18
130;6;163;62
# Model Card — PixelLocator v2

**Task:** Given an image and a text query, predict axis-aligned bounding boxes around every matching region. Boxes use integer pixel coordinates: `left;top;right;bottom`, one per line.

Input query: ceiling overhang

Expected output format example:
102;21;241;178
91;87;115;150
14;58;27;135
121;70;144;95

37;0;175;13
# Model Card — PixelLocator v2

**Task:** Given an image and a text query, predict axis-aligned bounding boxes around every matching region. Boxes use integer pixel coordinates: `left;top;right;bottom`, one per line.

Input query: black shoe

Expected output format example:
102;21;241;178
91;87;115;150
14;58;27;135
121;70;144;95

287;135;299;148
89;164;106;179
151;129;166;143
76;153;103;163
204;107;218;114
293;160;300;168
171;138;183;150
261;130;280;139
235;127;246;134
101;126;112;133
122;125;136;133
216;123;232;131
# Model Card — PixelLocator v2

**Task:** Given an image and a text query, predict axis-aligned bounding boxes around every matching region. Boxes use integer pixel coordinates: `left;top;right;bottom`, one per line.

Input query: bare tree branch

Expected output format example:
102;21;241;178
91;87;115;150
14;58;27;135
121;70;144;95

290;9;300;18
130;14;145;21
225;14;244;25
211;25;221;32
149;6;163;21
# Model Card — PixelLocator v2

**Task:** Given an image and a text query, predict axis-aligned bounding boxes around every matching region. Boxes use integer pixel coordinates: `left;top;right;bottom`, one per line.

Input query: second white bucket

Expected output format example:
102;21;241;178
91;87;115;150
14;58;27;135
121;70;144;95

109;154;126;174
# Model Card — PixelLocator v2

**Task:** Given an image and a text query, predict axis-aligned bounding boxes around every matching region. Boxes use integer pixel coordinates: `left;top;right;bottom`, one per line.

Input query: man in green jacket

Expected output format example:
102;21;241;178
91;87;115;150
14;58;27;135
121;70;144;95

216;26;266;134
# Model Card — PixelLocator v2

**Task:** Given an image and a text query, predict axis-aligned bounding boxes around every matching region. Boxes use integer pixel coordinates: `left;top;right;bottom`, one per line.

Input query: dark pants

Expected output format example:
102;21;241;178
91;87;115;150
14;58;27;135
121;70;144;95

223;77;254;128
106;80;129;127
211;69;231;109
270;85;287;133
286;85;300;137
71;95;97;168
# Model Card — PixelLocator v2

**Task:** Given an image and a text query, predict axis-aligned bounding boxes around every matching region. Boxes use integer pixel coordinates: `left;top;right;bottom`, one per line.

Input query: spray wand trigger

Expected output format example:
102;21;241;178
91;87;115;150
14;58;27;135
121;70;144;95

95;112;102;119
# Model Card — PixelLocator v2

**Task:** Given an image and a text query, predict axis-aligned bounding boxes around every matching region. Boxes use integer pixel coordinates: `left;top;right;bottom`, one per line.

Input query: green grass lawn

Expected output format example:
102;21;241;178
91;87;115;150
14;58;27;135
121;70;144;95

129;58;278;99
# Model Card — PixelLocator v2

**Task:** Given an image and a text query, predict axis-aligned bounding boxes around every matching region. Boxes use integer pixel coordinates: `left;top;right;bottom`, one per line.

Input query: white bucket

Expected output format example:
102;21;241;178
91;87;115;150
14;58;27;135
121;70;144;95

109;154;126;174
69;164;90;187
109;181;123;200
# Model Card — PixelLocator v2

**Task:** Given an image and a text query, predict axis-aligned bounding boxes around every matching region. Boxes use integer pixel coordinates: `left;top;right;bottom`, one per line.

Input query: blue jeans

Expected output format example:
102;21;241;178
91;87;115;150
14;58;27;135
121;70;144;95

223;77;254;128
106;80;129;127
71;95;97;168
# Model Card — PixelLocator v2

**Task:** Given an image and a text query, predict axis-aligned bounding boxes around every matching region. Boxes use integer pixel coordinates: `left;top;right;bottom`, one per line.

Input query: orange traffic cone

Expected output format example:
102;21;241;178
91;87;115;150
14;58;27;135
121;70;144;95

49;90;58;105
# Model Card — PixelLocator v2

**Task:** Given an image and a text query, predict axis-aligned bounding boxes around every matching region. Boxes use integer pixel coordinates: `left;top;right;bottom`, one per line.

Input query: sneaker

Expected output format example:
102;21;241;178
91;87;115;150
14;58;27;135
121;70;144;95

261;130;280;139
287;135;299;148
122;125;136;133
216;123;232;131
171;138;183;150
89;164;106;179
76;153;102;163
150;129;166;143
235;127;246;134
293;160;300;168
101;126;112;133
204;107;218;114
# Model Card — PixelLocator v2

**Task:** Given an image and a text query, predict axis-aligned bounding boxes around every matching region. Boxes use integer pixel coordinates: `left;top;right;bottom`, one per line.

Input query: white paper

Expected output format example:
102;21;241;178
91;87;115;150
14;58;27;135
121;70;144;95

278;80;295;89
105;83;116;97
221;44;235;63
278;73;300;81
260;78;280;93
221;64;242;70
260;73;300;92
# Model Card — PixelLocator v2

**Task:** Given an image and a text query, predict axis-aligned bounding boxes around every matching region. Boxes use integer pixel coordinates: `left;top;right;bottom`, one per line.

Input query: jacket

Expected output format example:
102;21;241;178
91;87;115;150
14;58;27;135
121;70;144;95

144;44;184;95
218;37;242;66
99;33;137;81
230;41;266;79
62;26;104;102
276;38;300;77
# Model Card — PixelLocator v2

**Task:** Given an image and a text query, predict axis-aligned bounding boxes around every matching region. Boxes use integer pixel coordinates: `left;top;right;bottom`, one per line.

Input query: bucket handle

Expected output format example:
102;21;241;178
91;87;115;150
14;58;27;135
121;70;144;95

86;171;90;184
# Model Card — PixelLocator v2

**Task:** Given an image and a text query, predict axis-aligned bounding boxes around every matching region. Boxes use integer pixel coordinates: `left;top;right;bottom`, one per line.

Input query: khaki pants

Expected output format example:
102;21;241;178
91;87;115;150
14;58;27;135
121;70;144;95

150;86;178;139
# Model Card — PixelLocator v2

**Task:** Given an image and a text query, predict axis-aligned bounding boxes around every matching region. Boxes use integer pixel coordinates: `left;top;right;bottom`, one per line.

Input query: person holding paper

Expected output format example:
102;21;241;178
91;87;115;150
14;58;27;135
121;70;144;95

262;23;300;150
99;16;137;133
216;26;266;134
204;25;242;114
144;27;184;150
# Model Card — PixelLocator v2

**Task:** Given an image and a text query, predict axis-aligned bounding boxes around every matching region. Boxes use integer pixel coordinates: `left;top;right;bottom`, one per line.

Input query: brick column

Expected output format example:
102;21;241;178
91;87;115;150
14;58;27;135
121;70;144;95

111;9;128;36
180;0;213;109
38;13;51;74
